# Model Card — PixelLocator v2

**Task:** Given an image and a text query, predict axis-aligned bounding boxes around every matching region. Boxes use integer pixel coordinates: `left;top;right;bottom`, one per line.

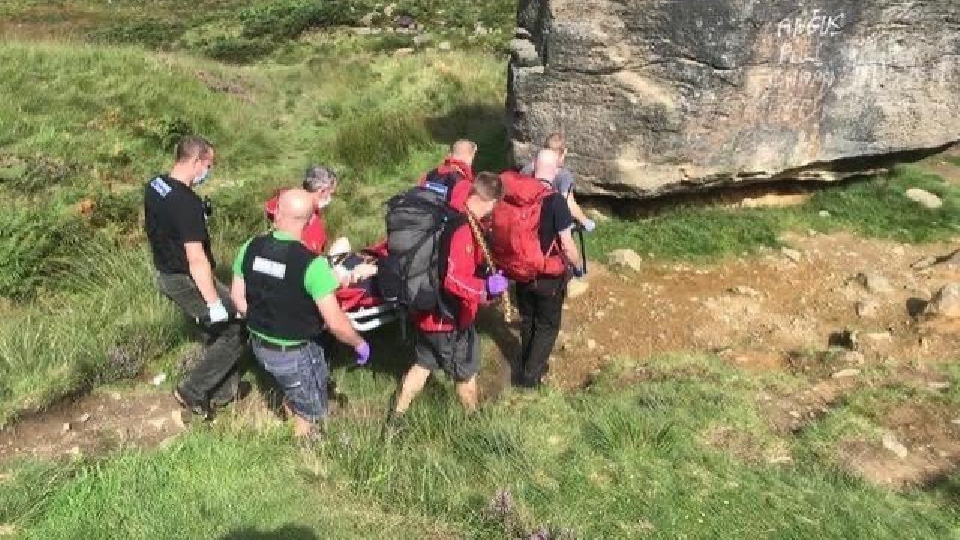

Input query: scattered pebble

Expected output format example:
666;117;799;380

781;247;802;263
832;368;861;379
61;422;71;433
882;433;909;458
151;373;167;386
78;413;91;423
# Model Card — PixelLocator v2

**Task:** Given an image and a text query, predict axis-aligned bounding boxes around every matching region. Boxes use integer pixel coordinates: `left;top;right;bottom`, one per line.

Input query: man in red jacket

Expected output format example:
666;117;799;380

264;165;337;255
418;139;477;212
386;172;505;433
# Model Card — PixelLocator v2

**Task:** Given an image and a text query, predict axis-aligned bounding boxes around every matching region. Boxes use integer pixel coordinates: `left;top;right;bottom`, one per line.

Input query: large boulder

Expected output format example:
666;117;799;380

508;0;960;198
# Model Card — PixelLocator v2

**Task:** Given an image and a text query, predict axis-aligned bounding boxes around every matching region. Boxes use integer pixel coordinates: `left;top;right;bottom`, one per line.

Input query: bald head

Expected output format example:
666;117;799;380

450;139;478;165
275;188;315;237
533;149;560;182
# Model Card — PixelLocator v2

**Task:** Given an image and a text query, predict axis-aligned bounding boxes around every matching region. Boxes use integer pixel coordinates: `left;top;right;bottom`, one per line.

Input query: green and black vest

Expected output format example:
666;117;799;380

242;234;322;341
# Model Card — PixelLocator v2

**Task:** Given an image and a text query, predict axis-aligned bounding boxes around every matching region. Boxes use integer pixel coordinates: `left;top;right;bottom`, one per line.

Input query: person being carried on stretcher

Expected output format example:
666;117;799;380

264;165;379;290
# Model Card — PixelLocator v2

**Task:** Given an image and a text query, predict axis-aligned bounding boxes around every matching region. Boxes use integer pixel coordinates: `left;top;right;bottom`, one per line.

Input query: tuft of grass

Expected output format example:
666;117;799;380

0;247;185;427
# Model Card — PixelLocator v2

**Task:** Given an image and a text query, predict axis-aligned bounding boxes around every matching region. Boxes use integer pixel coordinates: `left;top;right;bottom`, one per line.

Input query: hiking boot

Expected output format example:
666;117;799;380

381;410;408;442
211;380;252;409
173;387;213;421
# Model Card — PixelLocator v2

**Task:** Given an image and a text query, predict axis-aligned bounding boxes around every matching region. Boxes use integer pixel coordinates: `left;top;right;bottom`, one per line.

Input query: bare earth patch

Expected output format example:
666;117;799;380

0;389;186;463
837;401;960;489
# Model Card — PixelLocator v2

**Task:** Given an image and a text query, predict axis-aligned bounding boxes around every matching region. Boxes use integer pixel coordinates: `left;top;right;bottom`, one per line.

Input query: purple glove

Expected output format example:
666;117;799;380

571;265;585;278
355;341;371;366
486;271;509;296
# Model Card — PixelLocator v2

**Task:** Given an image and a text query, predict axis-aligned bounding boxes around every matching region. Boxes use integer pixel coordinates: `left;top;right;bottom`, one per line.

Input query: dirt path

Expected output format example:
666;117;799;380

538;231;960;390
0;389;186;462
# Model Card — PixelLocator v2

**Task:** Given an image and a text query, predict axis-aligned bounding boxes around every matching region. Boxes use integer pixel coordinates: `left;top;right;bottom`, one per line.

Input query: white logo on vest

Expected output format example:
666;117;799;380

252;256;287;279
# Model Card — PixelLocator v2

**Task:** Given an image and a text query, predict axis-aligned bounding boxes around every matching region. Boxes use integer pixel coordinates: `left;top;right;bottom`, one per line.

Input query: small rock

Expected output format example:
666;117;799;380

62;422;71;433
412;34;432;46
171;409;187;429
151;372;167;386
863;332;893;343
829;329;859;350
358;12;376;27
392;47;415;57
855;300;880;319
925;283;960;318
856;272;894;294
383;3;397;17
951;418;960;426
437;41;451;51
608;249;644;272
832;368;861;379
510;38;541;67
818;210;831;218
882;432;909;458
567;278;589;298
515;27;532;39
78;413;91;423
905;188;943;209
394;14;417;29
927;381;950;390
840;350;866;365
789;410;801;419
110;392;121;401
729;285;762;298
781;247;802;263
911;256;938;270
587;339;598;351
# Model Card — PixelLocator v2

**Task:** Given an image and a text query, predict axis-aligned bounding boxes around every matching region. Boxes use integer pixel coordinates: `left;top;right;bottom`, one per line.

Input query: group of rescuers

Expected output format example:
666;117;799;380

144;134;592;441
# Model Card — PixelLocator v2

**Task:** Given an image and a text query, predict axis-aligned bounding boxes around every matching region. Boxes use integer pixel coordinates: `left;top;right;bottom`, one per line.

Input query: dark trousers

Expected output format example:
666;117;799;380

515;277;566;387
156;272;246;405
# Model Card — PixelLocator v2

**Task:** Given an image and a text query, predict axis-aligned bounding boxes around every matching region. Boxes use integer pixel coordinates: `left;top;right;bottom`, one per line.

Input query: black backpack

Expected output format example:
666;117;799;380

379;185;464;316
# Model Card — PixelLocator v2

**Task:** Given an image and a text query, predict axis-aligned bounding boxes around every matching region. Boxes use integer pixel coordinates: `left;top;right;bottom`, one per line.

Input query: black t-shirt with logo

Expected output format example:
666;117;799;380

143;174;215;274
538;190;574;254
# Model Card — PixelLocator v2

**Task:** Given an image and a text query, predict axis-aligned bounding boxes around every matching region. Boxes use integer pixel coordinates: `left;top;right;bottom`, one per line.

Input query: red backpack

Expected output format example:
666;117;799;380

491;171;566;282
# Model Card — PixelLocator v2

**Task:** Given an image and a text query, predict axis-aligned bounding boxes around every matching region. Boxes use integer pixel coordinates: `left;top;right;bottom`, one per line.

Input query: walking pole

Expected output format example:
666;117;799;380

466;213;515;323
576;225;588;275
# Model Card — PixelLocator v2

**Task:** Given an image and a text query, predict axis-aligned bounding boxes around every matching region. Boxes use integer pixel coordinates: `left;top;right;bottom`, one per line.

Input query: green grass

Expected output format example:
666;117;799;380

2;356;958;538
591;165;960;262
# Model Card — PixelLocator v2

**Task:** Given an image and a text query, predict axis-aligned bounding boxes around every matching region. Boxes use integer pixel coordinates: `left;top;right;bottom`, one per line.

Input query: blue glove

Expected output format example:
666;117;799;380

355;341;371;366
486;271;509;297
582;219;596;232
207;299;229;323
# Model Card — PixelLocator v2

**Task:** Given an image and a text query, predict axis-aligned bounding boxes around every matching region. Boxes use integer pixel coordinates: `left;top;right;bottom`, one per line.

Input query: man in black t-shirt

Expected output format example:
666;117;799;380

144;136;246;419
515;149;584;388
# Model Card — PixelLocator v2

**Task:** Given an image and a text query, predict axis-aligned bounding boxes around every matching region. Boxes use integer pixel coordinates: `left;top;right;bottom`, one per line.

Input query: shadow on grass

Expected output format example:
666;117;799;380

220;525;318;540
425;103;510;173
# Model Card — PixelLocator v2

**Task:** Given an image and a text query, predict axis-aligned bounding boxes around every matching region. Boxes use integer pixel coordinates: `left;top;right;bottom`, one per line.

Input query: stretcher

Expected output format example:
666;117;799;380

332;241;402;332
